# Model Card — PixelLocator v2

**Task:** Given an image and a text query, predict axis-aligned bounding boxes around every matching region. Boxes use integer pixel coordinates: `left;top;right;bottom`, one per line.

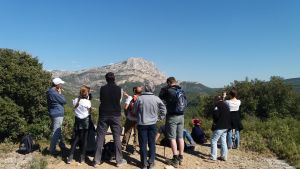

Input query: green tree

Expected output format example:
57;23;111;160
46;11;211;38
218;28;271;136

0;48;52;141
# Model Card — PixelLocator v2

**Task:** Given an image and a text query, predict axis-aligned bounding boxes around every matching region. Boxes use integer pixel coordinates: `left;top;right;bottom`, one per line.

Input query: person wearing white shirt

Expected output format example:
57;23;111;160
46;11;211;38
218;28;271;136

67;86;92;164
225;89;242;149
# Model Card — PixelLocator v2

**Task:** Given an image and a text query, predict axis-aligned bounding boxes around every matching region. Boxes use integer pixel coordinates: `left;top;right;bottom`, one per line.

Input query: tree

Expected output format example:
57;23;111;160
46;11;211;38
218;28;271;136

0;48;52;141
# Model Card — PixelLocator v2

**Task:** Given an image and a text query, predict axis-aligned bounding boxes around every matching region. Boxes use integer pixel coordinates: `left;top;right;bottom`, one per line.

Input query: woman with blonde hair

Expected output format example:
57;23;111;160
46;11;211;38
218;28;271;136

67;86;92;164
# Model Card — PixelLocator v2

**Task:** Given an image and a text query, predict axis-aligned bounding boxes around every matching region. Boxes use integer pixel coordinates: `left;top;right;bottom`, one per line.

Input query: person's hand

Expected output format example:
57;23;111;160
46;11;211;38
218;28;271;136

57;88;62;94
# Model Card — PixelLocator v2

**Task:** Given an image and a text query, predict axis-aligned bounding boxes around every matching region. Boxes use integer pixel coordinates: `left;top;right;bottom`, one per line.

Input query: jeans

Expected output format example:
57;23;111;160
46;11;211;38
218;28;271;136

210;129;228;160
49;117;65;153
138;124;157;168
94;116;123;164
183;129;195;145
227;129;240;148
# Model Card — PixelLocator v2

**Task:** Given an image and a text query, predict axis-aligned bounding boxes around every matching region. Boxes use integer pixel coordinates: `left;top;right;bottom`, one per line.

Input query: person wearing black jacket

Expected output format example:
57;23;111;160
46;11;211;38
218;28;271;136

210;96;231;161
93;72;127;167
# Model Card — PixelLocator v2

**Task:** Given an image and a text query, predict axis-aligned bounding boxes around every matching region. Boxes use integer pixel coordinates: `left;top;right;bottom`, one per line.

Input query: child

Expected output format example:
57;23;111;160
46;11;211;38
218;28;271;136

67;86;92;164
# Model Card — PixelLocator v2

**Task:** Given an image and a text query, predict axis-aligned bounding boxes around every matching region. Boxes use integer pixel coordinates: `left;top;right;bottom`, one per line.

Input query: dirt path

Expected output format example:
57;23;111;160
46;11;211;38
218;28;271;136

0;137;295;169
45;144;295;169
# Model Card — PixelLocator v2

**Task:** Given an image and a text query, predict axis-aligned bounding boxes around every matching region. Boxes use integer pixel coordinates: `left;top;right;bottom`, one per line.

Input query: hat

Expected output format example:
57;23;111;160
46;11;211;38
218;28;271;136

192;118;201;126
52;78;65;85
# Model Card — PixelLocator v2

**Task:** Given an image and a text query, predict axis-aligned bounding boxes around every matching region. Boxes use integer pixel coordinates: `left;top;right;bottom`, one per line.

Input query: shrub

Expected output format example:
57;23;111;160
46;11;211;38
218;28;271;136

0;48;51;142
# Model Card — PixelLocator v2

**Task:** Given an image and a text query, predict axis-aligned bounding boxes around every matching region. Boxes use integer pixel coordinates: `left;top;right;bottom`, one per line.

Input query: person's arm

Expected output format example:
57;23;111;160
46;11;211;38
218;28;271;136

123;96;132;116
157;98;167;120
155;132;161;143
51;90;66;105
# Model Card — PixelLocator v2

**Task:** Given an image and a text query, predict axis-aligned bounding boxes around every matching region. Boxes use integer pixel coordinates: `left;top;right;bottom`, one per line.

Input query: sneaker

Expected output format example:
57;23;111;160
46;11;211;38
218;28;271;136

117;159;127;167
66;157;73;164
178;155;183;165
166;156;179;168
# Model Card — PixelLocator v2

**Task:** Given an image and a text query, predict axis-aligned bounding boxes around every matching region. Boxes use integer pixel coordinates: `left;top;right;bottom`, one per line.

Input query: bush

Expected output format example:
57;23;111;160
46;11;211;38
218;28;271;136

0;97;26;141
0;48;51;142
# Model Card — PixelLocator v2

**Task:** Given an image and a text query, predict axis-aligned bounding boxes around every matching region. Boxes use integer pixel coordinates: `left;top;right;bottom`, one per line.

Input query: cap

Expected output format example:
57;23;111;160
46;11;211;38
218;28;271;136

52;78;65;85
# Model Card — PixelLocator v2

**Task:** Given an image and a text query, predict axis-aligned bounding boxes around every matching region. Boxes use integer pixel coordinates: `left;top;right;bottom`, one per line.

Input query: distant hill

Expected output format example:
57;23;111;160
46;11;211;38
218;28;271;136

50;57;214;96
285;77;300;94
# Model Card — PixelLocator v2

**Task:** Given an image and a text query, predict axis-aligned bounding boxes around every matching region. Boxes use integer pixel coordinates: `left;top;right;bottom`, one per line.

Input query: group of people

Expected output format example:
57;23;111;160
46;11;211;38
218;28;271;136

46;72;242;169
210;90;242;161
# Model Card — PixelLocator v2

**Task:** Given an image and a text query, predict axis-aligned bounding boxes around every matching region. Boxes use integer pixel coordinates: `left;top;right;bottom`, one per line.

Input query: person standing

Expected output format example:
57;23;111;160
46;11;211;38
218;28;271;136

210;96;231;161
121;86;143;150
67;86;92;164
46;77;67;155
159;77;187;167
134;81;167;169
226;89;242;149
93;72;127;167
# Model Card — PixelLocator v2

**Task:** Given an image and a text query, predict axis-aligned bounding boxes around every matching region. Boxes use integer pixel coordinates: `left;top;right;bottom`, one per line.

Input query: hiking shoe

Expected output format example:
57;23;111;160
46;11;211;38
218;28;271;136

178;155;183;165
66;157;73;164
217;156;227;161
117;159;127;167
148;163;155;169
166;156;179;168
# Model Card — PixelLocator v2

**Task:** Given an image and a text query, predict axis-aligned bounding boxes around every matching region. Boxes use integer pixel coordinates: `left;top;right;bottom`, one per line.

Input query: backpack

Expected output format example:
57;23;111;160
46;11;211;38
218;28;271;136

102;141;116;161
173;88;188;114
127;95;138;117
18;135;33;154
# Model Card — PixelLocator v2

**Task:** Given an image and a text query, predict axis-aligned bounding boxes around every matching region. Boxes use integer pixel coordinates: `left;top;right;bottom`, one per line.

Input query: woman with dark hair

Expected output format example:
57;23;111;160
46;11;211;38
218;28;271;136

226;89;242;149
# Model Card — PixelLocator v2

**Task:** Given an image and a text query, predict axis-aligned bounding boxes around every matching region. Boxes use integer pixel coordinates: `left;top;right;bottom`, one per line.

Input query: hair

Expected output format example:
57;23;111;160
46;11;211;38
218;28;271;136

144;80;155;93
133;86;138;93
105;72;115;83
167;77;177;84
229;89;237;98
80;87;89;98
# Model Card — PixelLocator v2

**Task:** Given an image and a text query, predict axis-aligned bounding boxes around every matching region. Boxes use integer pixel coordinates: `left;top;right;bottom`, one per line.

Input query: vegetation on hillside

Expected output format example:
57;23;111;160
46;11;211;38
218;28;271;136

0;49;299;167
0;49;52;142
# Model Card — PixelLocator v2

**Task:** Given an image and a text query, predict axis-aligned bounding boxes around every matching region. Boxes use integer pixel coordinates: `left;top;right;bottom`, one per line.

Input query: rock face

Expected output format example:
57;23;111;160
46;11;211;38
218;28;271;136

51;57;167;93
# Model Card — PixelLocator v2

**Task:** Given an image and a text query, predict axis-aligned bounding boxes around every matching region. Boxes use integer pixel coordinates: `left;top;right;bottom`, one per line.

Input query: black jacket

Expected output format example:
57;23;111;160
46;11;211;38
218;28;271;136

212;101;231;131
159;85;183;116
99;82;122;117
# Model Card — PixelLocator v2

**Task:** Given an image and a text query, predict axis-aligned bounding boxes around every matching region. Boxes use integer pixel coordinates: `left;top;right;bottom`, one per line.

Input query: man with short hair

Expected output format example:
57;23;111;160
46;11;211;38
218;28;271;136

93;72;127;167
159;77;186;167
46;78;67;155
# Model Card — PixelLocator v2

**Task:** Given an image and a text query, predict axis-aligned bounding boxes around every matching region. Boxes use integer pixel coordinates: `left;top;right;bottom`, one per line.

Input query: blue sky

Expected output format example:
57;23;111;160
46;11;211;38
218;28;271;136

0;0;299;87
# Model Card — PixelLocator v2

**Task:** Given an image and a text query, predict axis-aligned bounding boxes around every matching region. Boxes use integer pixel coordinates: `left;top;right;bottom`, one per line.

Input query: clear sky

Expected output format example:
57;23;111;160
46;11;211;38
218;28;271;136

0;0;299;87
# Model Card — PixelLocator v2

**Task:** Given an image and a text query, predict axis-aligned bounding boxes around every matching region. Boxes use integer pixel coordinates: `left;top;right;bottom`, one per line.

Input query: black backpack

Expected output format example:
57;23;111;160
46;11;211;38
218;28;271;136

102;141;116;161
18;135;33;154
173;88;188;114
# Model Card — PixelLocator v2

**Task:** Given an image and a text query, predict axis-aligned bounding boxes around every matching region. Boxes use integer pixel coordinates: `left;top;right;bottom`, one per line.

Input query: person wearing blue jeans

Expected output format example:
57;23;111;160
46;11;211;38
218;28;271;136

183;129;196;148
138;125;157;168
49;117;65;154
210;96;231;161
46;78;67;155
134;81;167;169
227;129;240;149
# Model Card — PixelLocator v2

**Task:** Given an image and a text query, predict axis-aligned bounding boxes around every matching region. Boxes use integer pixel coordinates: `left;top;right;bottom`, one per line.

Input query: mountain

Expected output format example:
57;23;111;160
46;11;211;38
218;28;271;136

51;57;214;95
285;77;300;94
